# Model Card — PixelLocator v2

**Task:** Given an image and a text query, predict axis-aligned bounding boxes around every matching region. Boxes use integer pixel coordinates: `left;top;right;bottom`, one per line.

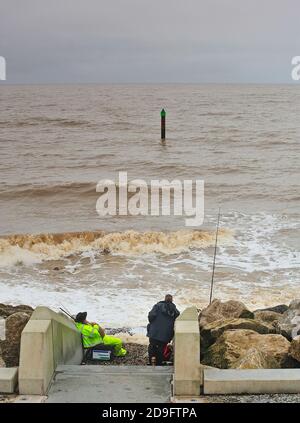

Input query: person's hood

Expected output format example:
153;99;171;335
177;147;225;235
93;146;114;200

159;301;177;317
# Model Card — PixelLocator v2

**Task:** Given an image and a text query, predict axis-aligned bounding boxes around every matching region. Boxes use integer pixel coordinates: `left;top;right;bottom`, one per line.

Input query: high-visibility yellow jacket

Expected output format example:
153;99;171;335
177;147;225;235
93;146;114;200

76;322;103;348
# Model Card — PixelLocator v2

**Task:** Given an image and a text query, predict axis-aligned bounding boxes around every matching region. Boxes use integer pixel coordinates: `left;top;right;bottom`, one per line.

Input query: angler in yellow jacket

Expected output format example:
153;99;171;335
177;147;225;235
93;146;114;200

75;312;127;357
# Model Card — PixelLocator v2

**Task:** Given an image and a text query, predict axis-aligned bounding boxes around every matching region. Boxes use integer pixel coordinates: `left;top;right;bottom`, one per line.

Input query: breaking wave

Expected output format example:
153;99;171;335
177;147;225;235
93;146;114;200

0;229;232;267
0;117;92;127
0;182;96;199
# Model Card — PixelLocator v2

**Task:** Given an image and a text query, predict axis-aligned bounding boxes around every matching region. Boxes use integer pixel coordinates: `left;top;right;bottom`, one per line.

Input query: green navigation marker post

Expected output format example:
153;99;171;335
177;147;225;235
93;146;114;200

161;108;166;140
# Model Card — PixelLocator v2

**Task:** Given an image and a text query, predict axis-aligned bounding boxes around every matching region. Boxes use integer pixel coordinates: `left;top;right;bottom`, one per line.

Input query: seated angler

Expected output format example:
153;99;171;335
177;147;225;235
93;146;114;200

75;311;127;358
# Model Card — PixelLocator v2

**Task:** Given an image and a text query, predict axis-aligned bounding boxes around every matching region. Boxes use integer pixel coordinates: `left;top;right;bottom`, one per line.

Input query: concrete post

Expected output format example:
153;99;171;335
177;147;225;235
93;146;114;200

19;320;54;395
173;307;201;397
18;307;83;395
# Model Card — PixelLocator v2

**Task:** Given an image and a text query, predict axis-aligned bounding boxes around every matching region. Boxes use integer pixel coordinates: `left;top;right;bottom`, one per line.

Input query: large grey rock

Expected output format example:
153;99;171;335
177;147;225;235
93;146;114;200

5;312;31;344
254;304;288;315
276;299;300;340
199;299;254;328
201;318;273;351
233;348;278;369
202;329;295;369
1;312;31;367
0;304;33;319
254;310;282;324
0;317;5;340
290;336;300;363
0;356;5;368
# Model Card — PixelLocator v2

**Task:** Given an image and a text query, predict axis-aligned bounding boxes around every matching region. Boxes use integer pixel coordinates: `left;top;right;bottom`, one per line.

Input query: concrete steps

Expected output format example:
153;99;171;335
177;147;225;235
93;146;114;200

0;368;18;394
204;369;300;394
47;365;173;403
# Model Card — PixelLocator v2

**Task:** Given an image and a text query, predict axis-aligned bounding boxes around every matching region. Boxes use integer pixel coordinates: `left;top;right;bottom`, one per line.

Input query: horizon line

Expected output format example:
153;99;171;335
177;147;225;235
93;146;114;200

1;81;299;86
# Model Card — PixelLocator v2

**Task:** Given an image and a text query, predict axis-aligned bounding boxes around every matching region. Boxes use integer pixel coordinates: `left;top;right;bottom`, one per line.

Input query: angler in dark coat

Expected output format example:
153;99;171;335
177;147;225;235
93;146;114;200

147;294;180;365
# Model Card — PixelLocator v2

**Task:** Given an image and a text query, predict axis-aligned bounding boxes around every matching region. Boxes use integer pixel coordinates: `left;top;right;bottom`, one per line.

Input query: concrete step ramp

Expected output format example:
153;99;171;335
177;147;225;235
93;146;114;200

47;365;173;403
204;369;300;395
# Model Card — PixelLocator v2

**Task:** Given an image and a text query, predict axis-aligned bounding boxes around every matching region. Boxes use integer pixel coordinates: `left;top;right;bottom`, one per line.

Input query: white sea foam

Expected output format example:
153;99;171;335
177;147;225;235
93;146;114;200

0;212;298;327
0;245;44;267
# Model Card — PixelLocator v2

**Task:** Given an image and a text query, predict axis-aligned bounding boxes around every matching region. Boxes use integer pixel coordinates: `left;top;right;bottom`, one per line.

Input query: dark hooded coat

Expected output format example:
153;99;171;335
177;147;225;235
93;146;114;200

147;301;180;343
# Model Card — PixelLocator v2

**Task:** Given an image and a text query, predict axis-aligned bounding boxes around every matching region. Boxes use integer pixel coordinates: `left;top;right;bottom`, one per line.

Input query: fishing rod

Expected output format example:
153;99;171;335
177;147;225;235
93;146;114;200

59;305;75;321
61;304;72;316
209;207;221;305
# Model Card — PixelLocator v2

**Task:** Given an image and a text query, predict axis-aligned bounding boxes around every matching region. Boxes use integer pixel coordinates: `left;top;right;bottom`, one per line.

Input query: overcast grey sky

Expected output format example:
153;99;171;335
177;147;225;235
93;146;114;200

0;0;299;83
